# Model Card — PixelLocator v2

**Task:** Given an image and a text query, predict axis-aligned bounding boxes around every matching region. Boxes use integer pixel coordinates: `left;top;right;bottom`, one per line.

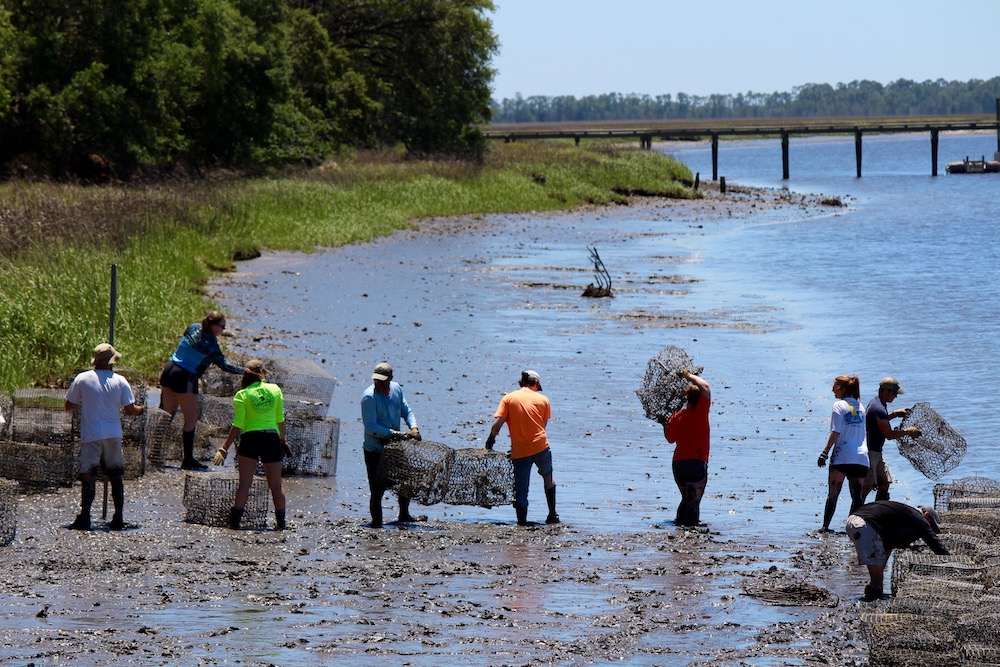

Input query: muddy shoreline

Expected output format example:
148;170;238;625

0;182;876;666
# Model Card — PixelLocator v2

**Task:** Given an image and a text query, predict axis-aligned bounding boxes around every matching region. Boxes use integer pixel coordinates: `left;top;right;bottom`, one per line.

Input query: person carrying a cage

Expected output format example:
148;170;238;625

657;370;711;527
486;369;559;526
65;343;146;531
862;377;921;503
361;361;421;528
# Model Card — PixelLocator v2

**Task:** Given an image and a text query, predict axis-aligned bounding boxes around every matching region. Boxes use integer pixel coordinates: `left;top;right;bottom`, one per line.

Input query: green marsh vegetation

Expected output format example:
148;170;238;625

0;142;694;391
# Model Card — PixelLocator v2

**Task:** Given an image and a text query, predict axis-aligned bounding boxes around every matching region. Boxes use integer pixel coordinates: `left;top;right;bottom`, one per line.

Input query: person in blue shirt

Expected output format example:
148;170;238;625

361;361;420;528
159;310;243;470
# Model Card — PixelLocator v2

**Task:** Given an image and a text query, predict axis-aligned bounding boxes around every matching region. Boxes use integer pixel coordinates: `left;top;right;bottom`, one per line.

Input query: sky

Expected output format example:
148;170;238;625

489;0;1000;101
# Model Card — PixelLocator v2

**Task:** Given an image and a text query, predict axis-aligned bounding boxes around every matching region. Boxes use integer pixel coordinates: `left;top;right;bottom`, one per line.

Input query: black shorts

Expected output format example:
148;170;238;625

160;360;199;394
236;430;282;464
832;463;869;479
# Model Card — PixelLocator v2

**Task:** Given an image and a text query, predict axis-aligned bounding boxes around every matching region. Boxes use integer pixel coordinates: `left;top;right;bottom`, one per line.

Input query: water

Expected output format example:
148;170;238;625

662;131;1000;509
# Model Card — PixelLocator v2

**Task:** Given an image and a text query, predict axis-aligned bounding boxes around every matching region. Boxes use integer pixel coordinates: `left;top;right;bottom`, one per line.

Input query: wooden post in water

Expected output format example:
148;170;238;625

711;134;719;181
995;98;1000;160
780;131;789;180
854;130;863;178
930;129;939;177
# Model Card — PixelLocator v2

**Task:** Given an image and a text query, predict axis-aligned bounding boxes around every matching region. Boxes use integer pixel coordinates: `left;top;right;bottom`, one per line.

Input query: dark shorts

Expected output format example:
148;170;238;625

236;430;282;464
160;360;199;395
832;463;869;479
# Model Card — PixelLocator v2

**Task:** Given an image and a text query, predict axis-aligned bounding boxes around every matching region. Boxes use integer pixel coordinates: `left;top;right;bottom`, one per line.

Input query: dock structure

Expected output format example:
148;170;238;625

485;118;1000;180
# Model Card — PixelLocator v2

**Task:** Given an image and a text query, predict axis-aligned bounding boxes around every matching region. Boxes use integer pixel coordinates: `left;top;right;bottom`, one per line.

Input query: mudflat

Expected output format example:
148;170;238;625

0;181;874;666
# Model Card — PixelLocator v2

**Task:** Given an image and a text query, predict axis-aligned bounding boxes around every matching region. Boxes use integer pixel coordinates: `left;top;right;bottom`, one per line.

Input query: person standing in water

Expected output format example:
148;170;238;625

818;374;869;532
659;370;711;527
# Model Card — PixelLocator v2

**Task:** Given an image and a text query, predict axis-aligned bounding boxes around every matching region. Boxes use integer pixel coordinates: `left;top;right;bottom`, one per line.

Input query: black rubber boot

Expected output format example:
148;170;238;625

181;429;207;470
72;480;95;529
545;486;560;524
109;476;125;530
228;507;244;530
514;502;528;526
275;509;286;531
397;495;415;523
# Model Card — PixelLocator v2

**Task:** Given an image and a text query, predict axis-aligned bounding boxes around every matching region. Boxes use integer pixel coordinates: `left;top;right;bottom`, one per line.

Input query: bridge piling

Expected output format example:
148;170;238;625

855;131;863;178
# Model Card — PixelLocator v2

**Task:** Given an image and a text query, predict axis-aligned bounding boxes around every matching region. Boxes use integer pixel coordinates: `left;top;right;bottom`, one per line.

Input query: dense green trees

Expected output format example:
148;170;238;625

0;0;497;178
492;78;1000;124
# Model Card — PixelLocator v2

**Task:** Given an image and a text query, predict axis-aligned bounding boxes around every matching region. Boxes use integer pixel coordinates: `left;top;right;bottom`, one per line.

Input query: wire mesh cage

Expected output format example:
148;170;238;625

635;345;704;421
282;416;339;476
8;388;74;444
0;478;17;546
144;407;215;466
379;439;514;508
182;472;271;529
898;403;967;480
0;441;79;490
933;477;1000;513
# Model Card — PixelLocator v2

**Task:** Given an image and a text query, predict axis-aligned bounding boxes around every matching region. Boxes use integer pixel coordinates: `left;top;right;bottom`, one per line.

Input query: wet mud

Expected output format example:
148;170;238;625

0;182;876;666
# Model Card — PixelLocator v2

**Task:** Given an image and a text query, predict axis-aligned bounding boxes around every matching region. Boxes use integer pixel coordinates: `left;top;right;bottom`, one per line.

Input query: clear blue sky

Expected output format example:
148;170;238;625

489;0;1000;101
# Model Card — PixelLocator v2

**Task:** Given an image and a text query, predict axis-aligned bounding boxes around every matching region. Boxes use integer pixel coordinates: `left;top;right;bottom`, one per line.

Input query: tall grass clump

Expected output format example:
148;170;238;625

0;143;695;391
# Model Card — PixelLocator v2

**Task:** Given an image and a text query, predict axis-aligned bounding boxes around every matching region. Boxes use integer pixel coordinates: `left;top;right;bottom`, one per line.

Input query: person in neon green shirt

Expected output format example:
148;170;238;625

214;359;288;530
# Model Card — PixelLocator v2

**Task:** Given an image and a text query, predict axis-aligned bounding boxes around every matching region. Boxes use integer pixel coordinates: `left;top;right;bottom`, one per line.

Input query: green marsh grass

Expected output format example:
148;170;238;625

0;143;694;391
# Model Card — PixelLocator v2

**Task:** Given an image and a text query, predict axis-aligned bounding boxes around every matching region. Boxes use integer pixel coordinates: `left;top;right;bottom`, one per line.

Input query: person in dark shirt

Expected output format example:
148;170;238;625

846;500;948;600
863;377;921;502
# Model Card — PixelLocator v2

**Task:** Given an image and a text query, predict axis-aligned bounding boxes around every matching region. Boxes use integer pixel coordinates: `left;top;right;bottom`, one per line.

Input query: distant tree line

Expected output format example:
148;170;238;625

491;78;1000;124
0;0;497;179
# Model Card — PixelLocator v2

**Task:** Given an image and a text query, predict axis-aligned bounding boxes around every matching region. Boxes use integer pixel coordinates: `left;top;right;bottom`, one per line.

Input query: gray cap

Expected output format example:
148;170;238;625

521;369;541;390
879;377;905;394
917;505;941;533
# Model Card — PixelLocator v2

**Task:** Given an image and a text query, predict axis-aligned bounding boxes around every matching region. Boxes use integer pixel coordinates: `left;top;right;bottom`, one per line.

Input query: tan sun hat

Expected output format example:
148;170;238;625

91;343;121;367
372;361;393;381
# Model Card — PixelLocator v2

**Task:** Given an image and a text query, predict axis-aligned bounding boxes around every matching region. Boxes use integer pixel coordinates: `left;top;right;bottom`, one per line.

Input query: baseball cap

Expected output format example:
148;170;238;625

879;377;905;394
91;343;121;367
372;362;393;381
521;369;542;390
917;505;941;533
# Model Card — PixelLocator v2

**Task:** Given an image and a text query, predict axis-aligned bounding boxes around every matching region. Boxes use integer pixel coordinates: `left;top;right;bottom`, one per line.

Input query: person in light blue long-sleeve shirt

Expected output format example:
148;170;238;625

361;361;420;528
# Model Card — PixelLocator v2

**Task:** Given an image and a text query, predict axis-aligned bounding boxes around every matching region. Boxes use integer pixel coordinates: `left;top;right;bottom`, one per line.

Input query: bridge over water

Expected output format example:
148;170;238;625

484;119;1000;179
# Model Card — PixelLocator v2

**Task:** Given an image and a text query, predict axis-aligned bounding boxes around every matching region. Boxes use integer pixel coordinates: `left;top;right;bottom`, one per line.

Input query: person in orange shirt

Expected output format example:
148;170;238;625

659;371;711;527
486;370;558;526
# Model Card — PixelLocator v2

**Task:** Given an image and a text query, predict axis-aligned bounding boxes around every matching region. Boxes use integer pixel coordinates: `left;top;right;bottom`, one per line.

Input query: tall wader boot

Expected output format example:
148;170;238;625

181;429;207;470
109;475;125;530
822;495;838;532
275;509;286;531
228;507;244;530
397;495;415;523
71;479;96;530
545;486;560;524
514;502;528;526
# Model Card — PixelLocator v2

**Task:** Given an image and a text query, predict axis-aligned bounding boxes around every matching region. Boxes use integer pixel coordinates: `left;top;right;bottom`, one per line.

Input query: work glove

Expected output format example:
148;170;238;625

677;368;690;379
410;427;421;441
817;452;828;468
485;433;496;450
904;426;922;438
281;438;292;457
389;430;412;441
213;447;228;466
